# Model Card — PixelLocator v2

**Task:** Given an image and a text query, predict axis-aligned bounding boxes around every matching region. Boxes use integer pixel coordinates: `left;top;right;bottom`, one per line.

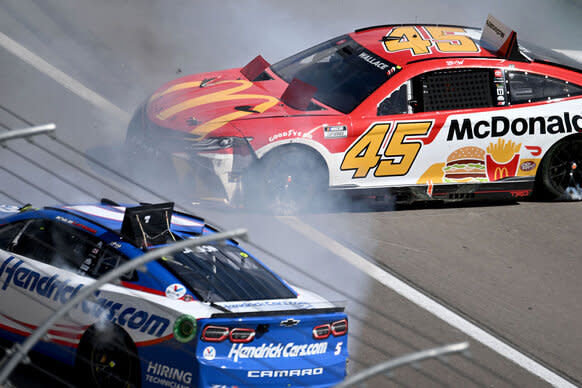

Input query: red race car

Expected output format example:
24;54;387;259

127;15;582;212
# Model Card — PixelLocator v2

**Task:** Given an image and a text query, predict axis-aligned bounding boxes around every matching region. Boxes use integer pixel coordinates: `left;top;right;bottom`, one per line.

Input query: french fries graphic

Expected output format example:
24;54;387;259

486;139;522;181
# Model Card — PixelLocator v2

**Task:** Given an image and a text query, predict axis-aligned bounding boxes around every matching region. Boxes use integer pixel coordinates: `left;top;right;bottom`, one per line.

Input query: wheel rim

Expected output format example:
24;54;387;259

264;157;325;214
90;340;133;388
547;140;582;196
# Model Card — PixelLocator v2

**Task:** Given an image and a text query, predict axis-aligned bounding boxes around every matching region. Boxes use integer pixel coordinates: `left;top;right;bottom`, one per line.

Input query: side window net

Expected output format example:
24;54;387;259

377;83;409;116
0;221;27;250
89;246;134;281
9;219;133;279
10;220;55;264
507;71;582;104
420;69;493;112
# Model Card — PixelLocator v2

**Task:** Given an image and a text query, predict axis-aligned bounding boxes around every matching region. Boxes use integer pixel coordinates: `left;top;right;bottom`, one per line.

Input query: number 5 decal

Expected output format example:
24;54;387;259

340;121;433;178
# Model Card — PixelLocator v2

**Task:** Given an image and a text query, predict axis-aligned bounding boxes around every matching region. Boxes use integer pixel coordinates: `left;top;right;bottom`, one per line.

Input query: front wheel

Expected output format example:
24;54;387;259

538;138;582;200
76;326;141;388
246;147;329;214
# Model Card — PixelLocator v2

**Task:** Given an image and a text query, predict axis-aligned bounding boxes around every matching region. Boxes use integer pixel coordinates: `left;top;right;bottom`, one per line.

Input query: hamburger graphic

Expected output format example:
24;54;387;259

443;146;488;182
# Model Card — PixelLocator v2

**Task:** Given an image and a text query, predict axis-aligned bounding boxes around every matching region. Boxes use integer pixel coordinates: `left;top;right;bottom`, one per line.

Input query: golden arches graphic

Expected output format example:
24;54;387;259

151;80;279;138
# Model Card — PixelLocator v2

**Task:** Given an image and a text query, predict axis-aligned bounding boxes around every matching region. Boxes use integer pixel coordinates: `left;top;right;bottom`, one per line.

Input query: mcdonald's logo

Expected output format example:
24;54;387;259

486;153;520;181
494;167;509;180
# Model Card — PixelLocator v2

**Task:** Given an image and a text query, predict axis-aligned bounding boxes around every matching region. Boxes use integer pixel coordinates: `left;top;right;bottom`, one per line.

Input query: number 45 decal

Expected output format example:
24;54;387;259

340;121;433;178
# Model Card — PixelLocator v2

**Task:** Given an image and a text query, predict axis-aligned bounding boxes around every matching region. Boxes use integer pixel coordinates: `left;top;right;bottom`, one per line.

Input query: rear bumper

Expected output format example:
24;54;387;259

194;312;348;387
196;356;347;388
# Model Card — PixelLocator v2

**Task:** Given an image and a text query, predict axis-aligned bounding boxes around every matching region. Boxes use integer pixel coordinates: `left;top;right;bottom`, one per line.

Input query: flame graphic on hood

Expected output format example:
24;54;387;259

150;79;279;138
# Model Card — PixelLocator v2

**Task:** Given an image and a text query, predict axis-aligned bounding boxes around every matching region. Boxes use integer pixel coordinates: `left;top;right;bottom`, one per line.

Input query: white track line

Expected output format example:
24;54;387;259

278;215;576;388
2;30;574;387
0;32;129;122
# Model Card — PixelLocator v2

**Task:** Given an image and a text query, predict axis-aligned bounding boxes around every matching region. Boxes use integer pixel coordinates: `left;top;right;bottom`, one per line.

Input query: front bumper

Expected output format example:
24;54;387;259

126;104;255;205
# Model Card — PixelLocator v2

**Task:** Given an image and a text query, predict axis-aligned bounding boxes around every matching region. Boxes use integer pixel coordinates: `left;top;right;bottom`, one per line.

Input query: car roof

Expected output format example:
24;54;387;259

349;24;497;66
50;203;206;235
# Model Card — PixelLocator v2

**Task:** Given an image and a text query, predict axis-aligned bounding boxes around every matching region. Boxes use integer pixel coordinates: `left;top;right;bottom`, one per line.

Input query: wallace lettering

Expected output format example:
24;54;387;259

447;112;582;141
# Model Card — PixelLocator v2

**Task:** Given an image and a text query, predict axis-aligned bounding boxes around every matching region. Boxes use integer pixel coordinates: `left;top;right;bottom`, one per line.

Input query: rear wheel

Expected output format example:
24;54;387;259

246;147;329;214
538;138;582;200
76;325;140;388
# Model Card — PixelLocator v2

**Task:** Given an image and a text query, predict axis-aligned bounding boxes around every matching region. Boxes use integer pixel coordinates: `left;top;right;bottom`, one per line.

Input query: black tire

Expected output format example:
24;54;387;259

76;325;141;388
245;146;329;214
538;137;582;200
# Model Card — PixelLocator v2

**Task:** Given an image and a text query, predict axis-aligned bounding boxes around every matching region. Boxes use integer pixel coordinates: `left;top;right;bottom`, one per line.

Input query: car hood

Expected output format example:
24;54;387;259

146;68;304;138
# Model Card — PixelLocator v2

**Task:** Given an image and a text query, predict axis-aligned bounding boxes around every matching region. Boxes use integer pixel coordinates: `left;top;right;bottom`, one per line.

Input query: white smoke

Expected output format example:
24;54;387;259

565;185;582;201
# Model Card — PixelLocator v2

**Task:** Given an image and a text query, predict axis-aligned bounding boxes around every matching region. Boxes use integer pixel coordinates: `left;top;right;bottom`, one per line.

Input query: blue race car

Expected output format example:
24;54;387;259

0;200;348;387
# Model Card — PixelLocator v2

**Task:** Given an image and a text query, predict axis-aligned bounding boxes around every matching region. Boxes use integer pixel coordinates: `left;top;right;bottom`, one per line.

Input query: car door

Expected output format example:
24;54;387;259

0;218;102;353
339;66;510;191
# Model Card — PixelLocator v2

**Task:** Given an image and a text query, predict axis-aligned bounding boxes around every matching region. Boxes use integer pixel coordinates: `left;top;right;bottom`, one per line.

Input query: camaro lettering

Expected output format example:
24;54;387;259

146;361;192;387
228;342;327;363
447;112;582;141
0;256;169;338
248;368;324;378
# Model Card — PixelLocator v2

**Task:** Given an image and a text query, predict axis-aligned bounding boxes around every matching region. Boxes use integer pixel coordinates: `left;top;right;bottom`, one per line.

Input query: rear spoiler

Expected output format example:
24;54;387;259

480;14;528;62
210;306;344;319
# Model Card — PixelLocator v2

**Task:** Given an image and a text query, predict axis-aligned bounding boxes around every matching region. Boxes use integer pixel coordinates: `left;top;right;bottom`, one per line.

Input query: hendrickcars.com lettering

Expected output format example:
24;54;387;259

228;342;328;363
0;256;169;337
248;367;324;378
447;112;582;141
0;256;83;304
81;291;170;337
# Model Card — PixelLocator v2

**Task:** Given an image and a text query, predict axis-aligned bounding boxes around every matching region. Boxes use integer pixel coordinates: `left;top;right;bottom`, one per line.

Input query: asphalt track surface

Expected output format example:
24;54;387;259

1;1;581;387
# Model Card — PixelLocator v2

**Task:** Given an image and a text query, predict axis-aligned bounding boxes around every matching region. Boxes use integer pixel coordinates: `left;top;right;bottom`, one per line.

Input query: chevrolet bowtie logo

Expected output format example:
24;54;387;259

280;318;300;327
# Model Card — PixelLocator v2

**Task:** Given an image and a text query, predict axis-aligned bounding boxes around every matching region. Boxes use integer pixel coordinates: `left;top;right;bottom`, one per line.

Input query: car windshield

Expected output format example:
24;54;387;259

519;40;582;72
271;35;397;113
163;243;296;302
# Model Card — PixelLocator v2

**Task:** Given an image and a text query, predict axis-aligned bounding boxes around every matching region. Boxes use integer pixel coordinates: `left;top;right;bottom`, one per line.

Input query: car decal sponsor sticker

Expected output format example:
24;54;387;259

55;215;97;234
203;346;216;361
520;161;536;172
145;361;192;388
248;367;324;378
358;52;390;70
151;79;279;138
446;112;582;141
165;283;187;300
323;125;347;139
268;130;313;143
0;256;84;304
417;139;533;184
485;139;521;180
82;292;170;337
341;120;434;178
228;342;328;363
219;300;313;309
383;26;479;56
0;256;170;338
